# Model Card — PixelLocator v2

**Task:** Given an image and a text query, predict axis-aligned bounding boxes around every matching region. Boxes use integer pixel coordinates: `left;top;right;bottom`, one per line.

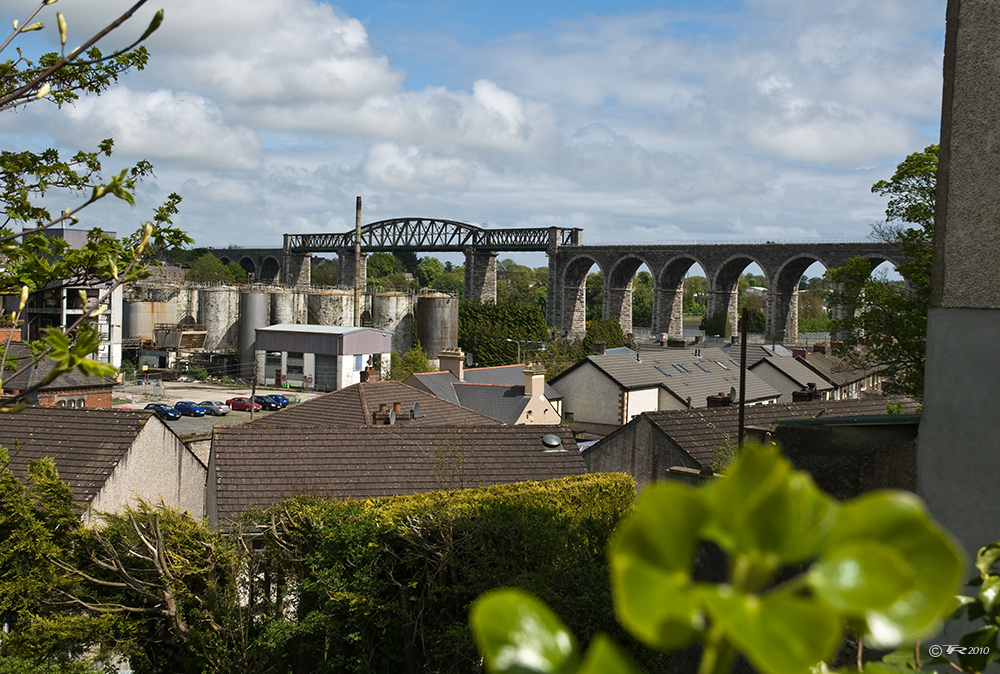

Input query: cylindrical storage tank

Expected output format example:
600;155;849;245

239;290;270;380
197;287;241;353
416;292;458;369
271;289;308;325
307;289;354;326
123;301;180;340
372;292;415;355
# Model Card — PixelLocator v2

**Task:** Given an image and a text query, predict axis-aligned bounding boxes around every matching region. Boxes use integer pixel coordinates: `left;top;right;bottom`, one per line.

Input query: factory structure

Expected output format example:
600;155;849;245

121;281;459;388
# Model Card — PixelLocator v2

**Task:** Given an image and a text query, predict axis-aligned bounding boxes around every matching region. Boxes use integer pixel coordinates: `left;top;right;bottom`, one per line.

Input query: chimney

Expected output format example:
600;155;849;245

707;392;733;408
438;346;464;380
792;348;808;359
523;361;546;398
812;343;827;354
593;341;606;355
393;402;401;414
379;403;387;413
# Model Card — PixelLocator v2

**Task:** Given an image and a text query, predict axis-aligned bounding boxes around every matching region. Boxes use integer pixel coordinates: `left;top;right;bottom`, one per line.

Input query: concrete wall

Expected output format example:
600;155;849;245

552;364;625;430
582;416;700;490
89;420;206;519
917;0;1000;560
625;387;660;423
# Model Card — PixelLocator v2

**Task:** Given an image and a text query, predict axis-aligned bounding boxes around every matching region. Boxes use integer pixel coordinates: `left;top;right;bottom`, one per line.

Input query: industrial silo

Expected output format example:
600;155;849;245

198;287;241;352
239;289;270;380
416;292;458;370
307;288;354;326
372;291;415;356
271;288;307;325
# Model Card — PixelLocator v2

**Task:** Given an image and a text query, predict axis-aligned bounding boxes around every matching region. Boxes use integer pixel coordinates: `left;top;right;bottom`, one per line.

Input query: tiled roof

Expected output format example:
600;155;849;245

749;357;835;391
409;364;562;401
248;380;502;428
597;397;919;468
552;349;781;408
795;352;880;387
1;407;153;504
3;343;113;392
211;424;584;522
453;383;530;425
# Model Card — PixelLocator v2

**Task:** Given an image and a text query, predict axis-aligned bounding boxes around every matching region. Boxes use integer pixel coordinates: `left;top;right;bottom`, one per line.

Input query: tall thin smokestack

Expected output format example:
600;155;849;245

354;196;362;326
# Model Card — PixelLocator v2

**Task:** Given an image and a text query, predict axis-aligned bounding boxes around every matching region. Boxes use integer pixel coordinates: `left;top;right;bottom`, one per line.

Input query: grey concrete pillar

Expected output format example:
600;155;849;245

337;248;367;292
918;0;1000;560
464;248;497;302
281;249;311;286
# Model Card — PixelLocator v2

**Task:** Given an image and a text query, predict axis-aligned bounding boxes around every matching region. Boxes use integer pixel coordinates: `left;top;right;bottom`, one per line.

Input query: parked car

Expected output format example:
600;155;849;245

259;394;289;408
270;394;292;406
226;397;262;412
145;403;181;421
253;395;281;411
174;401;207;417
199;400;230;416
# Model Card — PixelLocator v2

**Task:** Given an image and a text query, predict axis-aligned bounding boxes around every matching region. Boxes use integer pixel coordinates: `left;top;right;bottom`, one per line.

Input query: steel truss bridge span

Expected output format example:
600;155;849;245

284;218;582;253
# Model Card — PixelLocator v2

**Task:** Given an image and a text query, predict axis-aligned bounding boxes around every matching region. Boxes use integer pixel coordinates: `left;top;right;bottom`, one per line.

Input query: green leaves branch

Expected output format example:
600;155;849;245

471;446;964;674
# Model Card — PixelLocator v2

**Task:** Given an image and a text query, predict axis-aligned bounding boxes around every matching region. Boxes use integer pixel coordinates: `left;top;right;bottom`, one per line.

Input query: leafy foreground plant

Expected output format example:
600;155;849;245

470;445;965;674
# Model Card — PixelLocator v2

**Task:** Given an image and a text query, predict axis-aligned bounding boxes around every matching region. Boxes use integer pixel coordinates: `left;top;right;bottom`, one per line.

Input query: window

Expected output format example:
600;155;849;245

355;354;364;371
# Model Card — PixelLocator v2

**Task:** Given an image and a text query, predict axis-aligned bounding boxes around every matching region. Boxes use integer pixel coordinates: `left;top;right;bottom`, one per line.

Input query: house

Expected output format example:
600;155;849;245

748;355;834;402
548;348;780;434
254;324;393;391
1;407;206;519
582;397;920;492
405;348;562;425
792;345;883;399
207;379;582;525
1;337;115;409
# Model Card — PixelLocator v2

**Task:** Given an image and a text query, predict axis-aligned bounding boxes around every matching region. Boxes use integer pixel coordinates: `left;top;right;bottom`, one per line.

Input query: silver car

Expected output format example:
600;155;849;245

199;400;231;416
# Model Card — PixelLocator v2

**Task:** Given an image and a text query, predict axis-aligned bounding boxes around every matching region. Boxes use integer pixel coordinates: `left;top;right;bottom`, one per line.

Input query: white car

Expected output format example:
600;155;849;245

199;400;231;416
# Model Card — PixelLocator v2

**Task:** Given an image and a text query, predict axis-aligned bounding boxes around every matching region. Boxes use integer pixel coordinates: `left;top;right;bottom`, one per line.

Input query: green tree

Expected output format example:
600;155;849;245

417;256;444;287
585;271;603;322
459;301;548;365
632;271;652;328
683;275;707;316
0;0;186;407
184;253;232;282
826;145;937;398
366;252;397;279
225;261;247;283
389;344;431;380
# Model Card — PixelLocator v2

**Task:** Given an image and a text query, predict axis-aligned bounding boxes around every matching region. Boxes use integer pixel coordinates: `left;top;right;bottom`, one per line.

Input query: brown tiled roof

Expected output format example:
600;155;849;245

1;407;153;504
589;397;919;468
211;424;584;522
249;380;502;428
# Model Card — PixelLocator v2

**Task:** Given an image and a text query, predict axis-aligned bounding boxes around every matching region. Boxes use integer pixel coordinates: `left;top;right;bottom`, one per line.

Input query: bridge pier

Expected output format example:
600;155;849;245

653;284;685;338
282;251;311;286
604;278;633;336
337;248;368;293
464;249;497;302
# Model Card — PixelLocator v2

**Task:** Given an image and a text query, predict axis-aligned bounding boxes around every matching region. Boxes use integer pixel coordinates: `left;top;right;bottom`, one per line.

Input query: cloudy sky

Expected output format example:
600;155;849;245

0;0;947;261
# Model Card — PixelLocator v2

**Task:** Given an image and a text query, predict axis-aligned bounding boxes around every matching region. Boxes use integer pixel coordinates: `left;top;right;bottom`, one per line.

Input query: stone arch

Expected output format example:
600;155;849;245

259;256;281;283
238;256;257;280
605;255;654;335
559;254;603;336
770;255;823;341
708;255;766;338
655;256;704;338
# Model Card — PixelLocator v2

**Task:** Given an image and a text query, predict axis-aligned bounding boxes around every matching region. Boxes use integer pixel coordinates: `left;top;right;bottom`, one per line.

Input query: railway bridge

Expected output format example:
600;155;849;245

213;218;899;340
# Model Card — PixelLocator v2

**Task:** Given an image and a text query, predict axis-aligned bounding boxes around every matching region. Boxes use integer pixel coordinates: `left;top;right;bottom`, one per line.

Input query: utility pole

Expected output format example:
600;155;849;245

353;196;362;327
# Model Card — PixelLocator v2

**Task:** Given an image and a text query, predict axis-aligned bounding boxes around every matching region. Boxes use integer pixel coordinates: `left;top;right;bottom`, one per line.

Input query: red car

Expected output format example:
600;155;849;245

226;397;262;412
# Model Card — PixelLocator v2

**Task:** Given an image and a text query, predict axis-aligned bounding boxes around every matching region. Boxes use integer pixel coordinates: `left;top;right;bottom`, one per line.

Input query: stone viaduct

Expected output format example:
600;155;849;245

209;218;899;341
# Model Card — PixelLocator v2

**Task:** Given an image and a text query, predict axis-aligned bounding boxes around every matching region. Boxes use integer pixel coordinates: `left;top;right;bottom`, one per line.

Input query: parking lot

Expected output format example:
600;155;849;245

115;382;323;438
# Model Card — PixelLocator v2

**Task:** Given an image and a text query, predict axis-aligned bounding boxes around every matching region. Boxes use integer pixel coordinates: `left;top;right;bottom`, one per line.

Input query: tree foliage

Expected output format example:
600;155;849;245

459;300;549;365
826;145;937;398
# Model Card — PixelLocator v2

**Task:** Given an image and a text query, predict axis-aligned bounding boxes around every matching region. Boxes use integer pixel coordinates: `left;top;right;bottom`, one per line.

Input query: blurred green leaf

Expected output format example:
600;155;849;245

824;491;965;648
701;587;842;674
810;541;918;614
976;542;1000;578
471;589;580;674
979;576;1000;615
957;624;998;672
609;482;707;650
577;634;645;674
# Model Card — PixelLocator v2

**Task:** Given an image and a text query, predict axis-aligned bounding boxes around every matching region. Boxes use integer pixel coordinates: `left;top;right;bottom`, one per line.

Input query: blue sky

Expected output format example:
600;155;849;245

0;0;948;274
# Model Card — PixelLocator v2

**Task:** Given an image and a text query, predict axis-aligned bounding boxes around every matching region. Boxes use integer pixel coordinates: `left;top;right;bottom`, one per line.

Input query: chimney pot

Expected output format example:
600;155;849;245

393;402;401;413
379;403;387;412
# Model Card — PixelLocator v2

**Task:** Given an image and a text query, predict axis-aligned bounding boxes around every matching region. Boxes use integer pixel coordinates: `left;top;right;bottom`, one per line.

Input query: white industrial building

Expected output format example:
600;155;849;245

254;324;393;391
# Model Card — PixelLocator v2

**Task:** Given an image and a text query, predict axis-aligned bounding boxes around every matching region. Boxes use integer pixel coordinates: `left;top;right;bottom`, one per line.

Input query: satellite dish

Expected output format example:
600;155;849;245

388;408;396;425
730;386;737;402
411;401;420;419
541;434;563;451
466;352;473;366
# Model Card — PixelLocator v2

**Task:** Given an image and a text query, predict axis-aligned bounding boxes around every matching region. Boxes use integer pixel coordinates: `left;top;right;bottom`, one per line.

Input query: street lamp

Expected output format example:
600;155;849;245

504;338;546;364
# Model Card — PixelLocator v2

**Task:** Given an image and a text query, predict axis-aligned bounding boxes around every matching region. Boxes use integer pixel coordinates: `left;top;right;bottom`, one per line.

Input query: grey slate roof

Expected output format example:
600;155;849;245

452;383;531;426
211;424;584;522
248;380;502;429
749;357;835;392
551;349;781;408
409;364;563;401
588;397;920;468
795;352;880;387
1;407;155;504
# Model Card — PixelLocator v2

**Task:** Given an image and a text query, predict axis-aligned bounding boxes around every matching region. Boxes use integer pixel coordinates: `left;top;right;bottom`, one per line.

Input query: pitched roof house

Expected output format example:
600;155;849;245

548;348;780;434
2;340;115;409
207;380;583;524
405;348;563;425
2;407;206;518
